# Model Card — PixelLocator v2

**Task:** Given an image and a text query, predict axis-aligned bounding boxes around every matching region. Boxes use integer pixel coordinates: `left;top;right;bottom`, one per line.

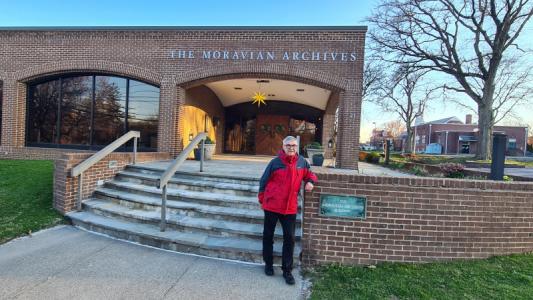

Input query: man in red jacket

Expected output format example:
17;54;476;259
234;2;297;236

258;136;317;285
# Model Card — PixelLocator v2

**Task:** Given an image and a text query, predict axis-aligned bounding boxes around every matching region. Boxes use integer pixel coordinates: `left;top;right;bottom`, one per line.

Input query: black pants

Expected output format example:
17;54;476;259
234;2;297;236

262;210;296;272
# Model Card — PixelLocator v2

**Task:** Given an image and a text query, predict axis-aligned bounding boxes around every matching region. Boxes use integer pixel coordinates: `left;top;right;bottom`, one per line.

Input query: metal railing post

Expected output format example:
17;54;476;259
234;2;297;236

200;139;205;172
77;173;83;211
133;137;138;164
160;184;167;232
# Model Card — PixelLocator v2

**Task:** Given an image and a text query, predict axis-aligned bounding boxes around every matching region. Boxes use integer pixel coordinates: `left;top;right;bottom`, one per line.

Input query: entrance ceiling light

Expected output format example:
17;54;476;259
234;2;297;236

251;92;267;107
251;79;268;107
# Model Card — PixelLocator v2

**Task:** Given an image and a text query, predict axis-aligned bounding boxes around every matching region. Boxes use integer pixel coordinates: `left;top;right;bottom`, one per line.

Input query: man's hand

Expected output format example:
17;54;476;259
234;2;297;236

304;182;314;192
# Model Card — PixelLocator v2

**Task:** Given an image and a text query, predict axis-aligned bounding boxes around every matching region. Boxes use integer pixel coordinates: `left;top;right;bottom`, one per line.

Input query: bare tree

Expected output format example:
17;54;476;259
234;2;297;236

362;54;385;102
367;0;533;159
384;119;407;138
373;64;433;153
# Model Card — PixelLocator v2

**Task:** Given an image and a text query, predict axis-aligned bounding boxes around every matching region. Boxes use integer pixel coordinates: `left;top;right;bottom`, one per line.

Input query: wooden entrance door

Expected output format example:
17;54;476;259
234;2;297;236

255;115;289;155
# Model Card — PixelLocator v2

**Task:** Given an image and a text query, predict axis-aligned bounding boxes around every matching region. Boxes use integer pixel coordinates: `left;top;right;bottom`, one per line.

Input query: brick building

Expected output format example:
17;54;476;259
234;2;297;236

410;115;528;156
0;26;366;169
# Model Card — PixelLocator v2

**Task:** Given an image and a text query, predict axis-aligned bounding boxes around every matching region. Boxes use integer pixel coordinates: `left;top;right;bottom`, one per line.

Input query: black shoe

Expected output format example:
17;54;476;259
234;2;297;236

264;265;274;276
283;271;295;285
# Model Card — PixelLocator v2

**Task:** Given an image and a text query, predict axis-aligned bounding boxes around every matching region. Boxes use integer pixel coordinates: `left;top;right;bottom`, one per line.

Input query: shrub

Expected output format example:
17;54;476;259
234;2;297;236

359;151;369;162
409;166;427;176
439;162;465;178
365;151;381;163
204;136;215;144
503;175;514;182
306;142;322;149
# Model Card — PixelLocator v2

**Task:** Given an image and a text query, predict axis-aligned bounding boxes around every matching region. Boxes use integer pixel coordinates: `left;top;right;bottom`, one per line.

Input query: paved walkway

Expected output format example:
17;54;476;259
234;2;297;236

465;167;533;179
0;226;308;300
139;154;414;179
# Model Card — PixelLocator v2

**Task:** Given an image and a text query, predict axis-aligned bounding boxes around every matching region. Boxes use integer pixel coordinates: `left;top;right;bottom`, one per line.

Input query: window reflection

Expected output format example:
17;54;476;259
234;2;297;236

128;80;159;149
26;75;159;151
93;76;126;146
27;79;60;144
60;76;92;146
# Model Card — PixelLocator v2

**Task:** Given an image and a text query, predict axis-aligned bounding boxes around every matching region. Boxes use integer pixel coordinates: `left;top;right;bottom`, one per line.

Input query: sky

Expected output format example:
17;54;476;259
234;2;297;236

1;0;531;142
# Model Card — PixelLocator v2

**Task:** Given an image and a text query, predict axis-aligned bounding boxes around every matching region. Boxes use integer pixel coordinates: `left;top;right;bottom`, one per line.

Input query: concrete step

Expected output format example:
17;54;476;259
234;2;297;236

104;180;262;210
68;211;300;264
93;187;302;225
83;199;301;242
116;170;259;197
125;164;261;185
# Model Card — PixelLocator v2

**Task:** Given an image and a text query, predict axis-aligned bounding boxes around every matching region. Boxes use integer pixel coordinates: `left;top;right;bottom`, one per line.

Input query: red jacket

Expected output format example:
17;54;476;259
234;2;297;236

258;150;317;215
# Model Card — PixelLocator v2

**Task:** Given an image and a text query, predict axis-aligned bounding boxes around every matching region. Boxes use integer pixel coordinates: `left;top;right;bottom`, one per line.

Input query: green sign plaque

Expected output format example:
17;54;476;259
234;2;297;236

319;194;366;219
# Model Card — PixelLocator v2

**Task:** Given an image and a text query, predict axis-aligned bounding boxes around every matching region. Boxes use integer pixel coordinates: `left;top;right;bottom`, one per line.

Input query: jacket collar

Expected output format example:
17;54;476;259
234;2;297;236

278;150;298;165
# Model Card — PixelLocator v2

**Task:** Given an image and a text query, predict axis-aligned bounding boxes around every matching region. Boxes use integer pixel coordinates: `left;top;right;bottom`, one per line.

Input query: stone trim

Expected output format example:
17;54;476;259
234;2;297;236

174;63;349;91
13;60;162;85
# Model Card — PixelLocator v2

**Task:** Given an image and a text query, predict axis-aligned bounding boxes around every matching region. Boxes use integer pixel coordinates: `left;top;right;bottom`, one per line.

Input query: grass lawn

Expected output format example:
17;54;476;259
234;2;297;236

309;253;533;300
0;160;63;244
389;154;533;167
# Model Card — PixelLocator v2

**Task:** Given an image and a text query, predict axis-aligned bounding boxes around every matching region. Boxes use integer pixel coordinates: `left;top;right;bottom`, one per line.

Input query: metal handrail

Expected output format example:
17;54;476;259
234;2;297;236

71;131;140;210
158;132;207;231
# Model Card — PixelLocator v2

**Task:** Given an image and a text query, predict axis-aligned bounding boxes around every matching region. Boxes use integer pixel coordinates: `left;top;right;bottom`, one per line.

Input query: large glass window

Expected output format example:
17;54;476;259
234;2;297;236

26;74;159;151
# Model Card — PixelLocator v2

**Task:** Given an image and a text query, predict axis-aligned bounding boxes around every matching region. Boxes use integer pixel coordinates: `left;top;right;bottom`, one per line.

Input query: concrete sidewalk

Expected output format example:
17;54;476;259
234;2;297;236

0;226;307;300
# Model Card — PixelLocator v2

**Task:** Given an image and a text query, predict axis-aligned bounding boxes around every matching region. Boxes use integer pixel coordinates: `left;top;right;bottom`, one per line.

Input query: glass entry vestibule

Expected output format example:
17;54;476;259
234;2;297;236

224;101;323;155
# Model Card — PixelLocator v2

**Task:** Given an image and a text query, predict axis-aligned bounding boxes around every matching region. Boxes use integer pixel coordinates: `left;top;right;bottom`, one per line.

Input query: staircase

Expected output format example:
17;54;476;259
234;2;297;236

67;163;302;264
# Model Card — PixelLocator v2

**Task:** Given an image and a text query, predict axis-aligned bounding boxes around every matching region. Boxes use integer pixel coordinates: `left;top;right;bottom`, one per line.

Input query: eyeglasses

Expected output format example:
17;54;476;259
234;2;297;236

284;144;298;148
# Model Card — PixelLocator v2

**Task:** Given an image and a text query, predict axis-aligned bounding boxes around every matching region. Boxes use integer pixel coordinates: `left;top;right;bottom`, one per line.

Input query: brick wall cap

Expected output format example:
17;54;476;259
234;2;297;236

313;168;533;190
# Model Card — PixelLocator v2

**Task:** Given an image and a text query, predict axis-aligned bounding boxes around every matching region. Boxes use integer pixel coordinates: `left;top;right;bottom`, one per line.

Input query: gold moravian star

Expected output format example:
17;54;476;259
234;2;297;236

251;92;267;107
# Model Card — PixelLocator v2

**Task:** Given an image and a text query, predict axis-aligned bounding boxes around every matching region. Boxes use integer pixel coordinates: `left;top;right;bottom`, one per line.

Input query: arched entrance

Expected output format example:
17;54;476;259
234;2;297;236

167;64;360;169
181;77;334;156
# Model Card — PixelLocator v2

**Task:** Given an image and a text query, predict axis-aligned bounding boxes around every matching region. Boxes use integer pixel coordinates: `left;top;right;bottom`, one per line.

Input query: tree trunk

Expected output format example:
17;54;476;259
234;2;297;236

404;126;412;154
476;103;494;160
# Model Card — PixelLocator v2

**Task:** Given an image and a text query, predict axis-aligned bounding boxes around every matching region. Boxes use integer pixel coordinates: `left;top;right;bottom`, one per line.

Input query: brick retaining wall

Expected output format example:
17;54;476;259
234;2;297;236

302;170;533;266
53;152;170;214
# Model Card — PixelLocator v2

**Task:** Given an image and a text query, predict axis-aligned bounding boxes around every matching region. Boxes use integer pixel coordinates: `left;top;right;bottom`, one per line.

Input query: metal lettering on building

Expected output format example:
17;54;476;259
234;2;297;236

170;50;357;62
319;194;366;219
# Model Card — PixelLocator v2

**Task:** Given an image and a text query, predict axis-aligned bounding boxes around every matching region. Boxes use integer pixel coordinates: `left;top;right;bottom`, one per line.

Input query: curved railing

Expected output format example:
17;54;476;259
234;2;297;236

71;131;140;211
158;132;207;231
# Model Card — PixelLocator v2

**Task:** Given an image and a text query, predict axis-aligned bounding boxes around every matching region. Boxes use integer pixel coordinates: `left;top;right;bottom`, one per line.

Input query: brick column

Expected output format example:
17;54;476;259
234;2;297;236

158;80;185;157
1;79;26;147
335;89;361;169
322;92;339;159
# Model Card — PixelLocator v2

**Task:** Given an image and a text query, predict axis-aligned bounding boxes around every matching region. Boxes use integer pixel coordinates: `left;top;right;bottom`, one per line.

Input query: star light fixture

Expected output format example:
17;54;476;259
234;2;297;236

251;91;267;107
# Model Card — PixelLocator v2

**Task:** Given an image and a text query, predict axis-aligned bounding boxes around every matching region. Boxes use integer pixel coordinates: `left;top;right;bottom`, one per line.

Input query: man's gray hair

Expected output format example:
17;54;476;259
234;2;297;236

283;136;298;145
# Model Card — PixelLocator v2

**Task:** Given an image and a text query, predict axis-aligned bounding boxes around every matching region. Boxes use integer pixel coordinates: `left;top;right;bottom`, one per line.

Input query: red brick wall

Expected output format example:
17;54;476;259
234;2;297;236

53;152;170;214
302;170;533;266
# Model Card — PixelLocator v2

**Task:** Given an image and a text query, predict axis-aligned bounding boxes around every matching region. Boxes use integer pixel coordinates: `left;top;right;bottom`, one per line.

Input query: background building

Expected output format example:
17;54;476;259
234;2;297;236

408;115;528;156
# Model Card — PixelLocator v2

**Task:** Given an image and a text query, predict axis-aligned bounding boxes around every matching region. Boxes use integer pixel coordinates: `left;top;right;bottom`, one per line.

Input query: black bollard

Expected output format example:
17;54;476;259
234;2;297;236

490;133;507;180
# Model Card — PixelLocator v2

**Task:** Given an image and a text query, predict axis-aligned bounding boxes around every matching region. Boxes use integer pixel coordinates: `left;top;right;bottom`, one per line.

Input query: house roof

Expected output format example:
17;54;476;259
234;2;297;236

422;116;464;125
